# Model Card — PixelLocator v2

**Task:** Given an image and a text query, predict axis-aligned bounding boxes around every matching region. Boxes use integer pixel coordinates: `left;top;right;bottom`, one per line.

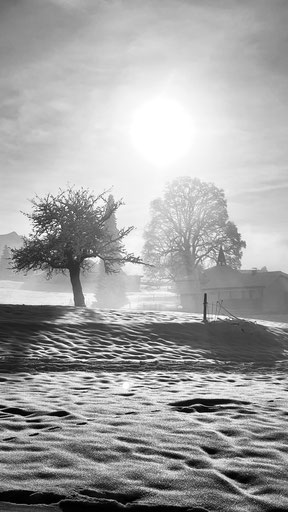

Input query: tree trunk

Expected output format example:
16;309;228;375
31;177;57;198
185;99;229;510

69;265;86;307
183;247;196;278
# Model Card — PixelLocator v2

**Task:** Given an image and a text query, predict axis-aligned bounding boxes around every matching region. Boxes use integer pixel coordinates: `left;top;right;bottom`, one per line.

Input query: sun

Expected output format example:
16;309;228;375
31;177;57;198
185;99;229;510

130;97;193;167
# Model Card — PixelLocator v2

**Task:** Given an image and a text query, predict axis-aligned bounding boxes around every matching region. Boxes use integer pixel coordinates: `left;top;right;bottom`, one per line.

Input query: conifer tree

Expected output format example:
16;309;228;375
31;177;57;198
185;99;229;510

0;245;12;279
95;195;129;308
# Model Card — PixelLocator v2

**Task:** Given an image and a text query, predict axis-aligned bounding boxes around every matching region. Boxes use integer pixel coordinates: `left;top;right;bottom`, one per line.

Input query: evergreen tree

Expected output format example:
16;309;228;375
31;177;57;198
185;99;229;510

0;245;12;279
95;195;129;308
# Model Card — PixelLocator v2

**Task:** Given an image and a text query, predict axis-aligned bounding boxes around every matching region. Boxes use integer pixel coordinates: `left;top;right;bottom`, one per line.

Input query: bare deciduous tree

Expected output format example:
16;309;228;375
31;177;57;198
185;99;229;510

143;177;246;281
11;187;144;306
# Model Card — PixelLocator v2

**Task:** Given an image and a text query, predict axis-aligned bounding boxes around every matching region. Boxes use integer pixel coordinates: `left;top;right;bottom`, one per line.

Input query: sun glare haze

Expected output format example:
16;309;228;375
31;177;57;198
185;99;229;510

129;97;193;167
1;2;288;511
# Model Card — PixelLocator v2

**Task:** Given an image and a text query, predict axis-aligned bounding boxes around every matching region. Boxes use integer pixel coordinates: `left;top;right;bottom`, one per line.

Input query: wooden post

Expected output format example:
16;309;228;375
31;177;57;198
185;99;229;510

203;293;208;322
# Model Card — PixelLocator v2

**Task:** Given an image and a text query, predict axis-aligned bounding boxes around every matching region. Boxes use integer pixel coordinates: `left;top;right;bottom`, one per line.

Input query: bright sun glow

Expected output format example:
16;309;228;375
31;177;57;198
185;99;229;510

130;97;193;167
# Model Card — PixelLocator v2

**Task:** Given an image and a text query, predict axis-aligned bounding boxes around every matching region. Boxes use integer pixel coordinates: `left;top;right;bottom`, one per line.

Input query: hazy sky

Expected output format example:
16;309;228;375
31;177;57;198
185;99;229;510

1;0;288;271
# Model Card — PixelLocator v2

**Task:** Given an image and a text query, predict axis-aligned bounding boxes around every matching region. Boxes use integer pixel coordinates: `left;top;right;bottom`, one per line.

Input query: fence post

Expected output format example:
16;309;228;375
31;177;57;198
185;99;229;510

203;293;208;322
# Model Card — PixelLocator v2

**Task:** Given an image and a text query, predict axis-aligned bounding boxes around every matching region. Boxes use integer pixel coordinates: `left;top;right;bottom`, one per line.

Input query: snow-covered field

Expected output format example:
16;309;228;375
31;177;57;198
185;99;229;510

0;303;288;512
0;281;179;311
0;282;96;307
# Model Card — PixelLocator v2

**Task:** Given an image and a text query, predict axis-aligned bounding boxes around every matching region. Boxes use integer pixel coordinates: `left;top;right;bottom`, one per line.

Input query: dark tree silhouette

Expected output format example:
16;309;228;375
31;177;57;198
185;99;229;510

11;187;144;306
143;177;246;281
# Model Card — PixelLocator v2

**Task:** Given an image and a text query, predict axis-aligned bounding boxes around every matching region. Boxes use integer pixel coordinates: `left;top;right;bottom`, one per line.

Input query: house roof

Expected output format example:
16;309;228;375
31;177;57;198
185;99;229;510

240;271;288;288
203;266;242;288
202;266;288;290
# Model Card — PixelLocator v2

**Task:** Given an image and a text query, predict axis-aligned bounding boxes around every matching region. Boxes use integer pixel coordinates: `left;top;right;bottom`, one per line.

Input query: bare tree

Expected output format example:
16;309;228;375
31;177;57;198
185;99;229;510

11;187;144;306
143;177;246;281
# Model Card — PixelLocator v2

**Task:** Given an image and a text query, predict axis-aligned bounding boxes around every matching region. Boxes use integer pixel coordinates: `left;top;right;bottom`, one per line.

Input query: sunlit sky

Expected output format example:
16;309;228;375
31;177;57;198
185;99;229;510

1;0;288;272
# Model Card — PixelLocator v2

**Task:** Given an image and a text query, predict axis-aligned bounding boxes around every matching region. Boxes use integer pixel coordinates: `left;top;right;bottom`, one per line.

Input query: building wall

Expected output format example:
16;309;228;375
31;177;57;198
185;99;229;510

176;277;202;312
180;292;203;313
177;273;288;315
203;288;264;316
263;277;288;313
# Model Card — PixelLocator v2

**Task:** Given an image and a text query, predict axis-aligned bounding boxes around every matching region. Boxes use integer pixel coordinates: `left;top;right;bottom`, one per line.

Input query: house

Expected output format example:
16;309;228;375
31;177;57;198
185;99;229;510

176;249;288;315
202;266;288;316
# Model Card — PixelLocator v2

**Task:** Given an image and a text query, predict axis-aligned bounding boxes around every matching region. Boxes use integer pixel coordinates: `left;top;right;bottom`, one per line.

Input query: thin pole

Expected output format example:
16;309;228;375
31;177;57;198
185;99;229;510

203;293;208;322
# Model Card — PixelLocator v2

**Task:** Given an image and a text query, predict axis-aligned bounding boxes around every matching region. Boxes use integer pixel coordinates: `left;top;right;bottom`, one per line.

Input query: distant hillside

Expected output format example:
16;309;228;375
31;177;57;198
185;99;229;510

0;232;23;252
